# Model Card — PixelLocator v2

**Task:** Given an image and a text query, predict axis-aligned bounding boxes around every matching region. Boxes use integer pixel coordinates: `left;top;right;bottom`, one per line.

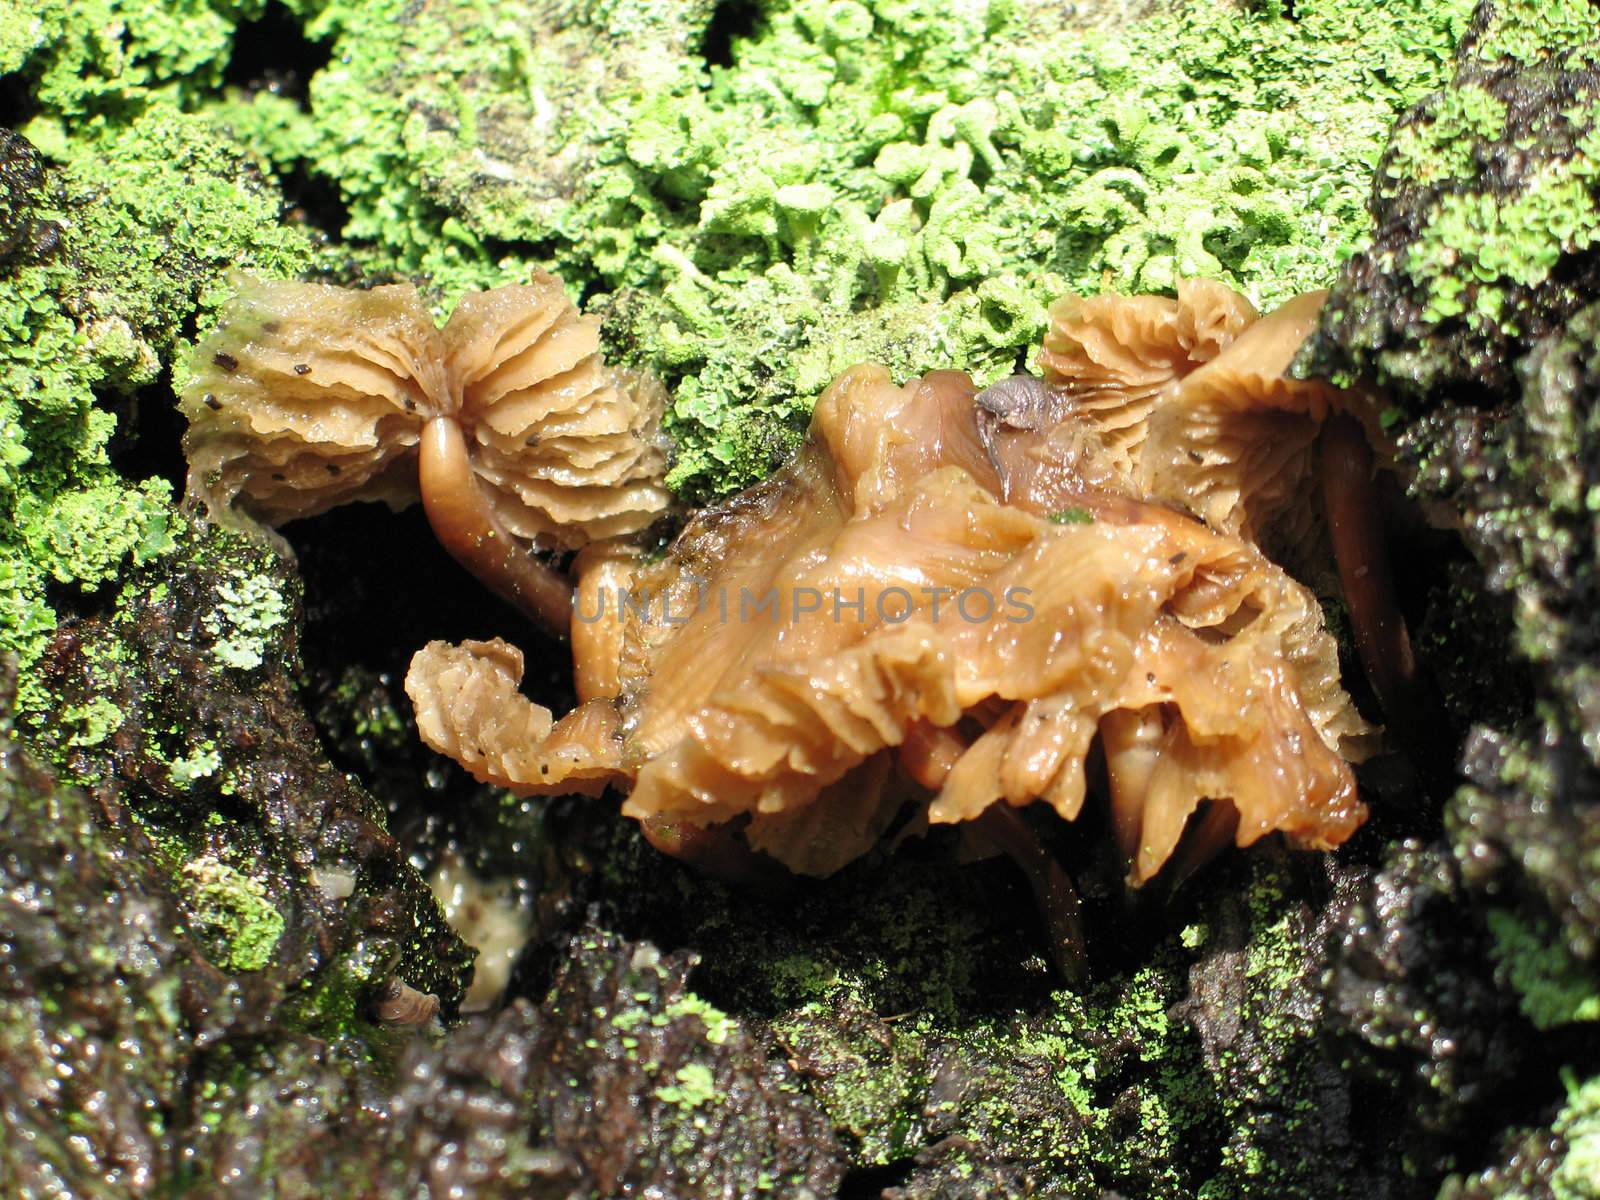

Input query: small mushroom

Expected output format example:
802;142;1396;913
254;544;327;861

372;977;440;1027
180;273;672;634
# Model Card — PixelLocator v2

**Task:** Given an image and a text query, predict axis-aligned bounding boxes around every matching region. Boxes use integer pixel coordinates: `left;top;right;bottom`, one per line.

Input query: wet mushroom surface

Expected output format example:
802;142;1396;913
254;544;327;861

181;272;673;632
405;282;1395;942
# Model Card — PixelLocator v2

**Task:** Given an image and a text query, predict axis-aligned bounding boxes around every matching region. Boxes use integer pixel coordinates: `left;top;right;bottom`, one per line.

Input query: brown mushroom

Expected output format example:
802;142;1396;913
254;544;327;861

1034;277;1256;474
1028;282;1421;724
405;361;1371;901
180;272;672;634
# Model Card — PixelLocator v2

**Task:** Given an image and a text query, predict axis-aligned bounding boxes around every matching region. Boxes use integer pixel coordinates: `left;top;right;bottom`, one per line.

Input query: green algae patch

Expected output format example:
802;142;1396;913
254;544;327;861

181;853;287;973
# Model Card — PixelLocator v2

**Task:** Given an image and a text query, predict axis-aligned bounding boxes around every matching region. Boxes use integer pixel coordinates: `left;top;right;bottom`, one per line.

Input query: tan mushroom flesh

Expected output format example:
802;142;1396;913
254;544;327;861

407;344;1373;886
181;272;672;631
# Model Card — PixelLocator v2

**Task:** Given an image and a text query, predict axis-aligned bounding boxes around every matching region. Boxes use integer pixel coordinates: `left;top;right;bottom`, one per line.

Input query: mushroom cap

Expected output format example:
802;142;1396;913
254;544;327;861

445;282;673;550
1035;278;1257;475
1139;288;1342;550
181;271;671;550
1035;282;1386;569
179;276;446;533
405;637;620;796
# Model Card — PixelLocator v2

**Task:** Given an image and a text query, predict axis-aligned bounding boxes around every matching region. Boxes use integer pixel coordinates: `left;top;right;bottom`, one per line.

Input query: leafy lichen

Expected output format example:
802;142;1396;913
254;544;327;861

180;853;286;973
1555;1071;1600;1200
202;570;290;672
1487;908;1600;1030
0;104;311;719
195;0;1470;496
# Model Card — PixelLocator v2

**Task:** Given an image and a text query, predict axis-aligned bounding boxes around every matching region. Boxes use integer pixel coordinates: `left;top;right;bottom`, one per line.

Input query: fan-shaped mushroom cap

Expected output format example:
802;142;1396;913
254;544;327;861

179;277;446;532
1135;288;1371;550
405;637;620;796
1035;278;1256;474
180;272;671;550
1032;282;1387;570
445;283;673;550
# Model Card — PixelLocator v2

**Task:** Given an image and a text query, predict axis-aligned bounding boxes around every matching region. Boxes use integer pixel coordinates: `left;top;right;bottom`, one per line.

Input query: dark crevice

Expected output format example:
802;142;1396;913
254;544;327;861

700;0;762;69
836;1157;916;1198
222;0;330;110
104;380;188;495
0;70;36;132
279;162;352;242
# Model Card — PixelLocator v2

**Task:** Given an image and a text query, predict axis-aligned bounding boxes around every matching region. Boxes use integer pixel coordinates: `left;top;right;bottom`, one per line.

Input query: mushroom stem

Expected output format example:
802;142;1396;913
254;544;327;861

1320;415;1420;724
975;804;1090;986
418;416;573;636
899;721;1090;984
899;720;968;790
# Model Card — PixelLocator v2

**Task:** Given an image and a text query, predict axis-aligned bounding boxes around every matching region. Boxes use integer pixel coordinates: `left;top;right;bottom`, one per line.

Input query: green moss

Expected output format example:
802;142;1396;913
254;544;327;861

1487;909;1600;1030
771;999;928;1166
180;854;286;973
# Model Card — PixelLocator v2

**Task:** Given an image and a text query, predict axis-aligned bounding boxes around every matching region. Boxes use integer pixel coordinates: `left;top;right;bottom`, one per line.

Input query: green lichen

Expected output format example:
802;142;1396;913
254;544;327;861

1410;155;1600;324
202;571;290;671
1385;82;1509;186
655;1062;720;1109
662;994;736;1046
0;103;312;720
169;743;223;787
0;0;270;121
180;854;286;973
1467;0;1600;67
202;0;1469;498
1487;909;1600;1030
60;695;124;748
1555;1071;1600;1200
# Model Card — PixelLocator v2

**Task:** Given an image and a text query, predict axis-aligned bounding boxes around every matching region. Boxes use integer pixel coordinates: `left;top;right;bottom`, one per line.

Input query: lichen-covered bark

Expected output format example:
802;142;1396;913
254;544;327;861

3;0;1600;1195
1299;1;1600;403
1303;4;1600;1192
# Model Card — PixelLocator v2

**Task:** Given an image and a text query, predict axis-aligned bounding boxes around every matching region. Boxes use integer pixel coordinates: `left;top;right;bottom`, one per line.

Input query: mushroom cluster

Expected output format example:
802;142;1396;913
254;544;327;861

180;272;1404;974
404;281;1390;906
181;272;672;630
